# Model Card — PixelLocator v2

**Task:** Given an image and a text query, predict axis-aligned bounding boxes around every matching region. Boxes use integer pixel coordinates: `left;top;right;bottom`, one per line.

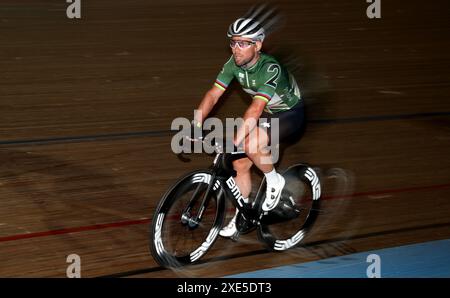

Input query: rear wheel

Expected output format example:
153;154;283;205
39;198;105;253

150;171;225;267
258;164;321;251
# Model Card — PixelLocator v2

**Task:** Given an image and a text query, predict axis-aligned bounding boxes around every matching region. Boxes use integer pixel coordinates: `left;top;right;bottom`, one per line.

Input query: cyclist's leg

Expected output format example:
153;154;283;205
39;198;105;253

220;156;253;237
264;103;306;160
247;103;306;211
244;126;285;211
244;127;273;173
232;157;253;199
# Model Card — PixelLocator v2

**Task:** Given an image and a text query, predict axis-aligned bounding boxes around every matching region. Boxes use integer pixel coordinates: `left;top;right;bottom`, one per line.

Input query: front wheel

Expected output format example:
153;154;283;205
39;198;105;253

258;164;321;251
150;170;225;268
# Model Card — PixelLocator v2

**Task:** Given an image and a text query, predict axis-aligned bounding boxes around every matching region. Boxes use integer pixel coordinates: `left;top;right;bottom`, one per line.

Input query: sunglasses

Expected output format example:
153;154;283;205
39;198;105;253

229;40;256;49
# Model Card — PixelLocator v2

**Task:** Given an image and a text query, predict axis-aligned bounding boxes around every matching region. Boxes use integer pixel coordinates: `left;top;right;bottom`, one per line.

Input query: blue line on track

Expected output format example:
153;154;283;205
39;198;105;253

309;111;450;124
1;111;449;147
0;130;169;146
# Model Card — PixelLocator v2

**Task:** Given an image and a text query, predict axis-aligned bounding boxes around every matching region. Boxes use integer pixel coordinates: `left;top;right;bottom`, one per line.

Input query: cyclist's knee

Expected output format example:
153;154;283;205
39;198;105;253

244;132;270;161
243;128;270;157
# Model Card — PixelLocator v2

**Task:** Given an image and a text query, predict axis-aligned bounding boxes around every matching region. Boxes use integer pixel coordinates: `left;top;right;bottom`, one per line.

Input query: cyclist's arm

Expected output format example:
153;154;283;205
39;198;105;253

194;57;234;126
193;85;225;125
234;98;267;146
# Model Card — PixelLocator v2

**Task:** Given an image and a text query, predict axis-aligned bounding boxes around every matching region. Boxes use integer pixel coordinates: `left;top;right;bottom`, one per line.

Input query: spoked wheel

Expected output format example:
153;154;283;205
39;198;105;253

258;164;321;251
150;170;225;268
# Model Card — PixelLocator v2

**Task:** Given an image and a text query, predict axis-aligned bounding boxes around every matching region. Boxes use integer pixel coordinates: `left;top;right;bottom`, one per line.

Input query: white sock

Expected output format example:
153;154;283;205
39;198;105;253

264;169;280;185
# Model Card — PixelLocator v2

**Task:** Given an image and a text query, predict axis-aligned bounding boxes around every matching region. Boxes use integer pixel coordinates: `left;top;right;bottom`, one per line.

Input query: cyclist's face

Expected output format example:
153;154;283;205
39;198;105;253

230;37;261;67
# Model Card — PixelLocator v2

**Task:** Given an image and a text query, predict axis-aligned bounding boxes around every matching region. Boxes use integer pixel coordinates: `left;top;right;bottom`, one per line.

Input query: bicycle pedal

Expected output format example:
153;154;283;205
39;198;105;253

230;231;240;242
236;213;256;235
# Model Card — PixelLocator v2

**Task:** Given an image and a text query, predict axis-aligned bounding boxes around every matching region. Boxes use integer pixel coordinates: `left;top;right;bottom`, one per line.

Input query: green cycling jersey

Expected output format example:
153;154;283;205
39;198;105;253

214;53;302;114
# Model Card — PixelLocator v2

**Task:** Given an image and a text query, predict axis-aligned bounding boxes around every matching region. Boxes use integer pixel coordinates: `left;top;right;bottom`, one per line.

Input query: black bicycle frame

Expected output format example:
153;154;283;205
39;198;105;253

185;151;265;226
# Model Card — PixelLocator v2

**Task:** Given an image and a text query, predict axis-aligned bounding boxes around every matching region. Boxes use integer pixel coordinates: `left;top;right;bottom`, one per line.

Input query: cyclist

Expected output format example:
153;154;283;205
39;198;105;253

192;17;305;237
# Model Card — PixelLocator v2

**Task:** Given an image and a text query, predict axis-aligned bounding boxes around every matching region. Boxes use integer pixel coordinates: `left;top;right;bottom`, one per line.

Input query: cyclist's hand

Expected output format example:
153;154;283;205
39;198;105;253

185;120;204;142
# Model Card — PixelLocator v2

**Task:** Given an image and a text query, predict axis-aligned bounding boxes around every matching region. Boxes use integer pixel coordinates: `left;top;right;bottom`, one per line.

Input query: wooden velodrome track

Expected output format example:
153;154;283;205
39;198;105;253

1;0;449;277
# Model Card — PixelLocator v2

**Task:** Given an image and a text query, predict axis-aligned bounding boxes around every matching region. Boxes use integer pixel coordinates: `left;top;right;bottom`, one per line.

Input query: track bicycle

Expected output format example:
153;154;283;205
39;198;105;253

150;138;321;268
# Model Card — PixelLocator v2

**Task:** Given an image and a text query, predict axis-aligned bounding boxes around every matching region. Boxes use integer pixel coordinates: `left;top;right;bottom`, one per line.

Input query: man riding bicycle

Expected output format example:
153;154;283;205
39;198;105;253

192;17;305;237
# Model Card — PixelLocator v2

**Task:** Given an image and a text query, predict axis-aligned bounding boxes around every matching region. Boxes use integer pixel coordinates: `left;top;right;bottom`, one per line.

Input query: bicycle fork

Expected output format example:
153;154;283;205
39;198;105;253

181;172;218;229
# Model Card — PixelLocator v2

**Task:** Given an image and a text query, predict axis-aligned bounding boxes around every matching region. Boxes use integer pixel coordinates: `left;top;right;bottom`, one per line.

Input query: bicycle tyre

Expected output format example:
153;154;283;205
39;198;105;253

150;170;225;267
257;164;321;251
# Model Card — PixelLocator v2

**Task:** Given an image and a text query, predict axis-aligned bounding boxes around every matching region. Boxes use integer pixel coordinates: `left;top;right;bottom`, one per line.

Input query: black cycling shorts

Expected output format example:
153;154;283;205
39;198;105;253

259;102;305;146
